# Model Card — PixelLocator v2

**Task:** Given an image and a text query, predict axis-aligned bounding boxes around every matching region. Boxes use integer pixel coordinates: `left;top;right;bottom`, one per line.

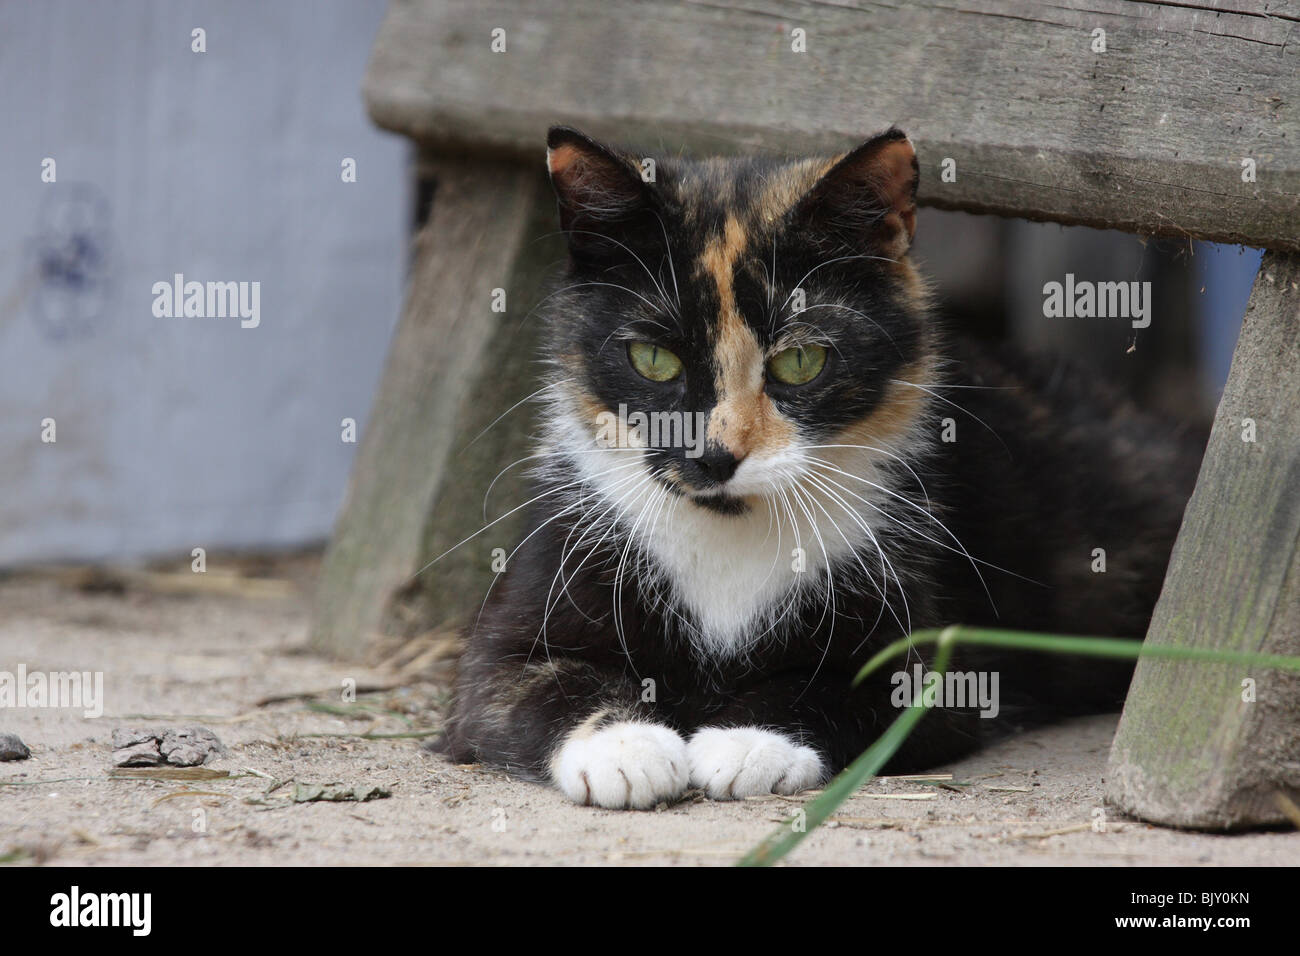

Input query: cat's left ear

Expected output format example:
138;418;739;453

545;126;653;262
794;127;919;260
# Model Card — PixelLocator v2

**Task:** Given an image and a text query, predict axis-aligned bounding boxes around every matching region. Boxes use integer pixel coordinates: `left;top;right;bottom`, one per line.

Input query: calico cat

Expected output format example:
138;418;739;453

437;126;1203;809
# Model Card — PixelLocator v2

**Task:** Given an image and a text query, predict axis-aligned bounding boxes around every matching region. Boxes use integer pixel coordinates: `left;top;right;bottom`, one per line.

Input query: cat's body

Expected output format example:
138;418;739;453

437;127;1202;808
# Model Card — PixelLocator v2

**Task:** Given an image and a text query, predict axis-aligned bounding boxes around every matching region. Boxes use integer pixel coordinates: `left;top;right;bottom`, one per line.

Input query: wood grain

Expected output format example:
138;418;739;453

364;0;1300;250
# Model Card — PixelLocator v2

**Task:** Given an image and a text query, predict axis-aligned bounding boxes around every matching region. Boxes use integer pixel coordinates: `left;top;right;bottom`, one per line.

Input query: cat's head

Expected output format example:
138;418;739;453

539;126;935;519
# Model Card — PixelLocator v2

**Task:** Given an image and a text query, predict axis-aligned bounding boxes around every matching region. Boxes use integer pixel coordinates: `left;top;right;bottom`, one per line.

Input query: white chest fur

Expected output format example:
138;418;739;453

640;490;846;657
544;403;908;660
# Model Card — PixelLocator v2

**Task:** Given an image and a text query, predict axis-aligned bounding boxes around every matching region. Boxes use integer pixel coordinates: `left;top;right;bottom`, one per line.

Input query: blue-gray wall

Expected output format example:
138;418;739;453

0;1;408;564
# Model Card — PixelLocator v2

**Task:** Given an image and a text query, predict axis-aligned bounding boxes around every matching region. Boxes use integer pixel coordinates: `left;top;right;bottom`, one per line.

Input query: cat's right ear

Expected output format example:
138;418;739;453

793;127;919;261
546;126;651;261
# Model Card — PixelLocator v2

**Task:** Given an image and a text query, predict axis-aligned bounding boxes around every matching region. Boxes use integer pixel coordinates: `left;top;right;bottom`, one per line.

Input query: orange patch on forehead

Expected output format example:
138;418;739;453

698;214;749;316
697;215;796;461
700;217;758;380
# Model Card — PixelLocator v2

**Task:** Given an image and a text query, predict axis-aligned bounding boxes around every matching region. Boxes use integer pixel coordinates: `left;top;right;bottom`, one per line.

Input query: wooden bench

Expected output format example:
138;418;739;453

311;0;1300;829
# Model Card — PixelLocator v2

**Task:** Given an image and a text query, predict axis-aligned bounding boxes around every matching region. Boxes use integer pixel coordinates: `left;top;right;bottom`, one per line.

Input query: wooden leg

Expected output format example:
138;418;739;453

310;156;559;658
1107;250;1300;829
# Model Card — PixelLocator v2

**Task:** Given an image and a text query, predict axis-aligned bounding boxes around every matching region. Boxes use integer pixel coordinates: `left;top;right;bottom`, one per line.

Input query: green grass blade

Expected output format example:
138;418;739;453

737;631;956;867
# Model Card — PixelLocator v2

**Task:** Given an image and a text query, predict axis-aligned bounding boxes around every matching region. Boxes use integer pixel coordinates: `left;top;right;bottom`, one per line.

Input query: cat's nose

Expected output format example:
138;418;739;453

694;447;741;484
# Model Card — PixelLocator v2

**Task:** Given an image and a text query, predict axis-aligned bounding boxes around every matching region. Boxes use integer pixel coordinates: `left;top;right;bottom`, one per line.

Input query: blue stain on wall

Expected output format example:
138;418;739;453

28;183;115;341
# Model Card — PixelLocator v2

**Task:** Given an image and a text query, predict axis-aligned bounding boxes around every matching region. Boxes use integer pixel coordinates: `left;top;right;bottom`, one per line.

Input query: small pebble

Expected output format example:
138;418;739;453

0;732;31;761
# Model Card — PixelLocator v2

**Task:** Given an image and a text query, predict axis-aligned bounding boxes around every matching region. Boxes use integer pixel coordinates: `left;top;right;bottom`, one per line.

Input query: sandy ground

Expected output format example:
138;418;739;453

1;555;1297;867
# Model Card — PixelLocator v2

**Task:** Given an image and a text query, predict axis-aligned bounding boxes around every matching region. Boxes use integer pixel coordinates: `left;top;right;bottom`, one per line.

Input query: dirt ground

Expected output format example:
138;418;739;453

1;554;1296;867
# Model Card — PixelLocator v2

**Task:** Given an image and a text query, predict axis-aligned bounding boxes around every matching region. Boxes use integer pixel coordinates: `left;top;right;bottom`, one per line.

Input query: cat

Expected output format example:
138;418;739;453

436;125;1204;809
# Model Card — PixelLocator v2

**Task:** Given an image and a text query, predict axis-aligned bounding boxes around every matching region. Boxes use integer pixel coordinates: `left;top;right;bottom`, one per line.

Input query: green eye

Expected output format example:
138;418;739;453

767;344;827;385
628;341;683;382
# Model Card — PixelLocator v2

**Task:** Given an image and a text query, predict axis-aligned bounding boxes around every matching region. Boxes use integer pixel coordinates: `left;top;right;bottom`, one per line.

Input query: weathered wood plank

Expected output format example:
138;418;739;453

310;158;550;658
364;0;1300;250
402;185;566;637
1106;250;1300;829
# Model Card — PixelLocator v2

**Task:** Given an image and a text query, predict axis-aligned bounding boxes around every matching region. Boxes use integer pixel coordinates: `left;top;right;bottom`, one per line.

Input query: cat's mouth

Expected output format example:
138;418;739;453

654;470;752;516
687;489;750;516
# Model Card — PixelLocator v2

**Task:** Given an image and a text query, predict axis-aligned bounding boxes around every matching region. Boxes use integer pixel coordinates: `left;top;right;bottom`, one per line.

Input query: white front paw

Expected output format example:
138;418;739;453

688;726;826;799
551;721;689;810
